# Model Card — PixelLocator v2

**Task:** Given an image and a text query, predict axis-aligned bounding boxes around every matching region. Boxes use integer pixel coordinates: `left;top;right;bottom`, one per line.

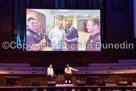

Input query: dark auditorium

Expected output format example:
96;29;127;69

0;0;136;91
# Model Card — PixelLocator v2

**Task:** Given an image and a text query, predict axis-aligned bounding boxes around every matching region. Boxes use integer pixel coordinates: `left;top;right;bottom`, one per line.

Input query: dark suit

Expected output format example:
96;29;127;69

86;32;101;51
65;27;79;51
26;28;43;51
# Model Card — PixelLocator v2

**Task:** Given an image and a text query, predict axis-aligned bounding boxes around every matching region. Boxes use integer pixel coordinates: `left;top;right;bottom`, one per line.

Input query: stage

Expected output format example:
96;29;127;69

0;85;136;91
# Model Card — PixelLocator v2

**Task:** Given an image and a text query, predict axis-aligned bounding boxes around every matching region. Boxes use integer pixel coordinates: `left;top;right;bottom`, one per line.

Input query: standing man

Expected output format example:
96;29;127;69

64;21;79;51
26;17;46;51
64;64;78;84
49;21;66;51
47;64;57;81
86;17;101;51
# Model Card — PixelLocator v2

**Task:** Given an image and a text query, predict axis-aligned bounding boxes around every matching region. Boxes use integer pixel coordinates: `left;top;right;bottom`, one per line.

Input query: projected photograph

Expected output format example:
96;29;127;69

26;9;101;51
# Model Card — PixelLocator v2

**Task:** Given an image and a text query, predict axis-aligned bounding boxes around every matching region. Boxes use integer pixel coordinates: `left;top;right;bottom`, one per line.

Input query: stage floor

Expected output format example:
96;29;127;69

0;85;136;91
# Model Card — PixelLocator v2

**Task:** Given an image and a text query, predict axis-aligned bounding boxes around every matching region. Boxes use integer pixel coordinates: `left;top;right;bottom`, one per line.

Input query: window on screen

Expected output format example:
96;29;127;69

26;9;101;51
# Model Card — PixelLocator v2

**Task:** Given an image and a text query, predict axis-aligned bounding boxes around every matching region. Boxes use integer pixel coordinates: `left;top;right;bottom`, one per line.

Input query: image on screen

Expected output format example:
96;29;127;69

26;9;101;51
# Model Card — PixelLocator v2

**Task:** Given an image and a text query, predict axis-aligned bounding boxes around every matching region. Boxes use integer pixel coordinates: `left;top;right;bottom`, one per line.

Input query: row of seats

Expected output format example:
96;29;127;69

73;59;136;74
75;66;136;70
73;69;136;74
0;67;47;71
89;62;136;67
0;63;47;75
0;70;46;74
0;59;136;75
118;59;136;63
0;63;30;67
89;59;136;67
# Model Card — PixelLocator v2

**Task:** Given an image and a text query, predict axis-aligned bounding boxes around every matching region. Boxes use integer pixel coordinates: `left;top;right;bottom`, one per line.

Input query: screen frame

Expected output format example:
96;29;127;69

25;8;104;52
134;0;136;39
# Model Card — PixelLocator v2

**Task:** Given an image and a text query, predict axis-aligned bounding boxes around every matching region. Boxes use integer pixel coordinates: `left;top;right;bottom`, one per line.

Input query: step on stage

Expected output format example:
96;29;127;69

1;85;136;91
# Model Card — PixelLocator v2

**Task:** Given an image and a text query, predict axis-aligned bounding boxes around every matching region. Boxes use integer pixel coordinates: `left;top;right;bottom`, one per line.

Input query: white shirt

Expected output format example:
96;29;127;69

49;27;66;49
65;67;76;74
47;67;54;76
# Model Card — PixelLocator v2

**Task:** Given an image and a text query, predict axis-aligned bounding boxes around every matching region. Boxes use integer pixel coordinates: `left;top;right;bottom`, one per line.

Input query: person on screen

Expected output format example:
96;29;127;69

64;21;79;51
86;17;101;51
47;64;57;81
49;21;66;51
26;17;46;51
64;64;78;84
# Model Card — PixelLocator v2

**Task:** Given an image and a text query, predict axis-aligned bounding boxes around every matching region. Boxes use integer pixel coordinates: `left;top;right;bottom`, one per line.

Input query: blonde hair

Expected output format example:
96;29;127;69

57;20;63;24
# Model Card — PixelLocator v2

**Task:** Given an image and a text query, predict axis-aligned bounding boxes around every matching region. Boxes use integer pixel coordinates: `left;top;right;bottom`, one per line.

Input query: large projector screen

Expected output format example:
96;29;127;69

26;9;101;51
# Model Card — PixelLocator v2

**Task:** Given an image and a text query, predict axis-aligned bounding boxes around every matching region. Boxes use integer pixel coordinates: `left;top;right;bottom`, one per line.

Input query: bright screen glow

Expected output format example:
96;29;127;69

26;9;101;51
